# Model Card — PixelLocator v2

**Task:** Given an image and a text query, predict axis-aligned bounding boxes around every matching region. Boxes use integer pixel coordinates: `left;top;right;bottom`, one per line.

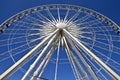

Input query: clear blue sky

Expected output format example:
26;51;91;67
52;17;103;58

0;0;120;26
0;0;120;80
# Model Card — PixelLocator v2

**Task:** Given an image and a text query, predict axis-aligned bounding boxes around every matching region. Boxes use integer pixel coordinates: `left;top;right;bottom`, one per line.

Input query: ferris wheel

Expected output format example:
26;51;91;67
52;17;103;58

0;4;120;80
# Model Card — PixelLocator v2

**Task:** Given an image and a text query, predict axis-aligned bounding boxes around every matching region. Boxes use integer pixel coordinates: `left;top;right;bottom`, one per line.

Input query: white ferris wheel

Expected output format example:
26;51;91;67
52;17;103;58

0;4;120;80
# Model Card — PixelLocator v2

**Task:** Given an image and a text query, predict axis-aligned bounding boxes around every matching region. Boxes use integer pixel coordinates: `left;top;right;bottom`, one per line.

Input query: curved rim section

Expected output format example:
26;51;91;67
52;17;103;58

0;4;120;35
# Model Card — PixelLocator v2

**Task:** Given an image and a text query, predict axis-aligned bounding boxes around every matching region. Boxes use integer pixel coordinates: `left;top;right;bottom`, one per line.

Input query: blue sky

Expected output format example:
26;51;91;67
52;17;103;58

0;0;120;26
0;0;120;80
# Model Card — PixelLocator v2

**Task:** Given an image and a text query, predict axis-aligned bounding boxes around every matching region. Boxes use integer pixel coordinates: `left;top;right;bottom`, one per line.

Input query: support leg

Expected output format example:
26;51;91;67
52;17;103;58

63;29;120;80
65;36;97;80
22;32;58;80
0;29;59;80
63;36;81;80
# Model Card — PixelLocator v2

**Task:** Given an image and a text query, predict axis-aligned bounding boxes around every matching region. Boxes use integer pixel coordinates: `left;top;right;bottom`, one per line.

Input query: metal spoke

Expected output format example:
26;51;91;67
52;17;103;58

57;7;60;21
46;9;57;23
67;9;81;24
64;7;70;21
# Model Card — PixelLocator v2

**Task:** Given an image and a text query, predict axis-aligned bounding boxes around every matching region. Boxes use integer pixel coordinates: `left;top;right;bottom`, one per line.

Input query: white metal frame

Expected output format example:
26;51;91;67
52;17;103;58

0;29;59;80
63;29;120;80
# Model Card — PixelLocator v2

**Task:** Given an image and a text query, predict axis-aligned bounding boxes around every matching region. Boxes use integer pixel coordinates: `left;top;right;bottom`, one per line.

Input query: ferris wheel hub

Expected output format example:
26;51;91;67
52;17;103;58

56;22;67;29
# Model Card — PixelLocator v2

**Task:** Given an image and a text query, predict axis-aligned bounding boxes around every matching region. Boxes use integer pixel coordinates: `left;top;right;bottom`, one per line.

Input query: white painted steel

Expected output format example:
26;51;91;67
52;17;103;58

0;29;58;80
63;36;81;80
22;32;58;80
63;29;120;80
65;35;98;80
